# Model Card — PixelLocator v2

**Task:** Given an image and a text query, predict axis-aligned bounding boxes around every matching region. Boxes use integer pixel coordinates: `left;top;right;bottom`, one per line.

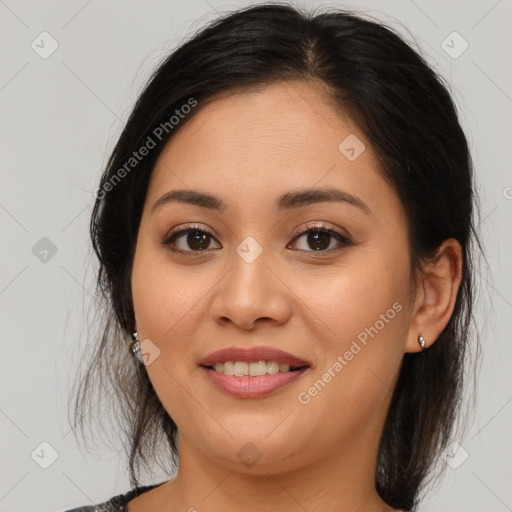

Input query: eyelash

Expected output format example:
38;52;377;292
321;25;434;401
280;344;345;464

161;223;353;256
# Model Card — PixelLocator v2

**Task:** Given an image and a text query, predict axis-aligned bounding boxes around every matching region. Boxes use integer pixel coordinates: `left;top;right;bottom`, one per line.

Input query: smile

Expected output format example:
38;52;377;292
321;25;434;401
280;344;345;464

205;360;307;376
200;364;310;398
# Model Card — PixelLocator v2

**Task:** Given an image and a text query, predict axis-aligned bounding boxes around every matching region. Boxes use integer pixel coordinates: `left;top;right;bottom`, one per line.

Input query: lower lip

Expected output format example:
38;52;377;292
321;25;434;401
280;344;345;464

200;366;309;398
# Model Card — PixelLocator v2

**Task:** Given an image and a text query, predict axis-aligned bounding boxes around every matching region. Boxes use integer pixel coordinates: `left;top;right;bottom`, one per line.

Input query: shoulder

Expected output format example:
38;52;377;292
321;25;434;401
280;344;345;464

62;482;167;512
62;491;129;512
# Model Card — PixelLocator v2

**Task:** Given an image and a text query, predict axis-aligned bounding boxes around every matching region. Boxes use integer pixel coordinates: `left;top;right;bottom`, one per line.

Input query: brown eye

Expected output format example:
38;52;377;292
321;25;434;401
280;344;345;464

288;226;352;253
162;226;220;254
303;230;331;251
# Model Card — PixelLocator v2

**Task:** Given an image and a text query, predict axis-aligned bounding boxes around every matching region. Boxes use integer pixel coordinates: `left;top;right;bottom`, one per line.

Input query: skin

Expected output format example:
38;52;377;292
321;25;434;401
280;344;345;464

129;80;463;512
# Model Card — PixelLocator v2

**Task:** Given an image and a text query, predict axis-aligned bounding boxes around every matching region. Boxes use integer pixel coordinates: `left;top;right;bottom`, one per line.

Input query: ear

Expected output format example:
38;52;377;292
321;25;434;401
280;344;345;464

405;238;463;353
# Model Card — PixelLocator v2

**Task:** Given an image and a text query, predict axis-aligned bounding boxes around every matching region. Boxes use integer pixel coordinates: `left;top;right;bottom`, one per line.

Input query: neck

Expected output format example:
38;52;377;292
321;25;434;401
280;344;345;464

161;420;397;512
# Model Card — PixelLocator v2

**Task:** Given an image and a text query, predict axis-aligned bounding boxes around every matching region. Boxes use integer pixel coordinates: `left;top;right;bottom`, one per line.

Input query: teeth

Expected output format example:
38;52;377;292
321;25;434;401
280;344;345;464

234;361;249;376
249;360;267;376
211;360;301;376
267;361;280;374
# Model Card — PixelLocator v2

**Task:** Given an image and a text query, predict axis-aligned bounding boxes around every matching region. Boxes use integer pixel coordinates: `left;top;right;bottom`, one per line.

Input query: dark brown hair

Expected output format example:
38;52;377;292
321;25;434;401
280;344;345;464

70;4;483;510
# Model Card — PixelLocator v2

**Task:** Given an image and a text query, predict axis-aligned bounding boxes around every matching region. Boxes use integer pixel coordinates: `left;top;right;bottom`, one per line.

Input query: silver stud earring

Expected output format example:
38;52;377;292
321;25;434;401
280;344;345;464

418;335;427;351
131;331;142;362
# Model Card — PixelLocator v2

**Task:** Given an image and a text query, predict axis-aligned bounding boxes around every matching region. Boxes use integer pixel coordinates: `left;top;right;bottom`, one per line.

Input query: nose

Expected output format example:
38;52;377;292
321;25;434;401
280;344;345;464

209;242;292;330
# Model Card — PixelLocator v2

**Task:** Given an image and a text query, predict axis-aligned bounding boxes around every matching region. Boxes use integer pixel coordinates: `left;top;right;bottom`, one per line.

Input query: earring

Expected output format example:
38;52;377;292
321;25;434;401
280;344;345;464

131;331;142;362
418;335;427;351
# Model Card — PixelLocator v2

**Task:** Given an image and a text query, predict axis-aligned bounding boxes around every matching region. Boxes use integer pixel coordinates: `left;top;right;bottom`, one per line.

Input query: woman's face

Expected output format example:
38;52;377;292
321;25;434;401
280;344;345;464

131;81;417;474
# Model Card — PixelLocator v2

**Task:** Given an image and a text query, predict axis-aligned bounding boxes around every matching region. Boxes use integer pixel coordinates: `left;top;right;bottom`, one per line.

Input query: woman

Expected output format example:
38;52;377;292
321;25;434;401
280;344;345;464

66;3;482;511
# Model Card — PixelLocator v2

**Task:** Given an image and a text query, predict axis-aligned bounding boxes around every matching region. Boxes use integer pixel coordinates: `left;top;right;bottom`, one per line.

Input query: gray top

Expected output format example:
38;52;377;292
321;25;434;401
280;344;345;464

62;482;167;512
63;481;409;511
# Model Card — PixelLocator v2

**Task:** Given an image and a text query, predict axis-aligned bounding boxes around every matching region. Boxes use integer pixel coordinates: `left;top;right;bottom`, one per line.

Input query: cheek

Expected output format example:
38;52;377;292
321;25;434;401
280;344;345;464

294;246;409;397
299;249;408;343
132;233;205;344
131;243;206;421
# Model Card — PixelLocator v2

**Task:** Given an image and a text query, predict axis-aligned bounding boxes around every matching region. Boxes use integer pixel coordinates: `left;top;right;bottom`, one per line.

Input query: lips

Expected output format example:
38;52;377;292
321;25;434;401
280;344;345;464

199;346;311;368
201;366;310;398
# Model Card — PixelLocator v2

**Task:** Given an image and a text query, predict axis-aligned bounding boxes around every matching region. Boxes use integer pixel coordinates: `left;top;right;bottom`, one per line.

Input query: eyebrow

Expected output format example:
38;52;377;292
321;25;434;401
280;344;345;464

151;187;371;215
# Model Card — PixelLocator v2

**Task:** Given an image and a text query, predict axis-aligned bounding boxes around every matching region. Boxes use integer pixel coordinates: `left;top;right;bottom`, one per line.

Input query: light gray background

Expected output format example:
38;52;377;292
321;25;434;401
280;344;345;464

1;1;511;511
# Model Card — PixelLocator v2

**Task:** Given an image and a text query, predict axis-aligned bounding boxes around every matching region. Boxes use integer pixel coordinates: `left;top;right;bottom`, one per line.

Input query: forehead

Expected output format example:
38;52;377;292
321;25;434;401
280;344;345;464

147;81;400;219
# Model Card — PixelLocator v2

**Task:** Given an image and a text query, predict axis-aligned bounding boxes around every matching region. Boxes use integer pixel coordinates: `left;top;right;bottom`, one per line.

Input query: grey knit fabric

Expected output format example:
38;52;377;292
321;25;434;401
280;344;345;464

62;482;165;512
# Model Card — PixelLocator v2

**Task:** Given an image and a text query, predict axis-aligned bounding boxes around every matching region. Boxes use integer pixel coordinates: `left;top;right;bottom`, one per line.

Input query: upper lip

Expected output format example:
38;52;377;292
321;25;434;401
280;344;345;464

199;346;311;368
